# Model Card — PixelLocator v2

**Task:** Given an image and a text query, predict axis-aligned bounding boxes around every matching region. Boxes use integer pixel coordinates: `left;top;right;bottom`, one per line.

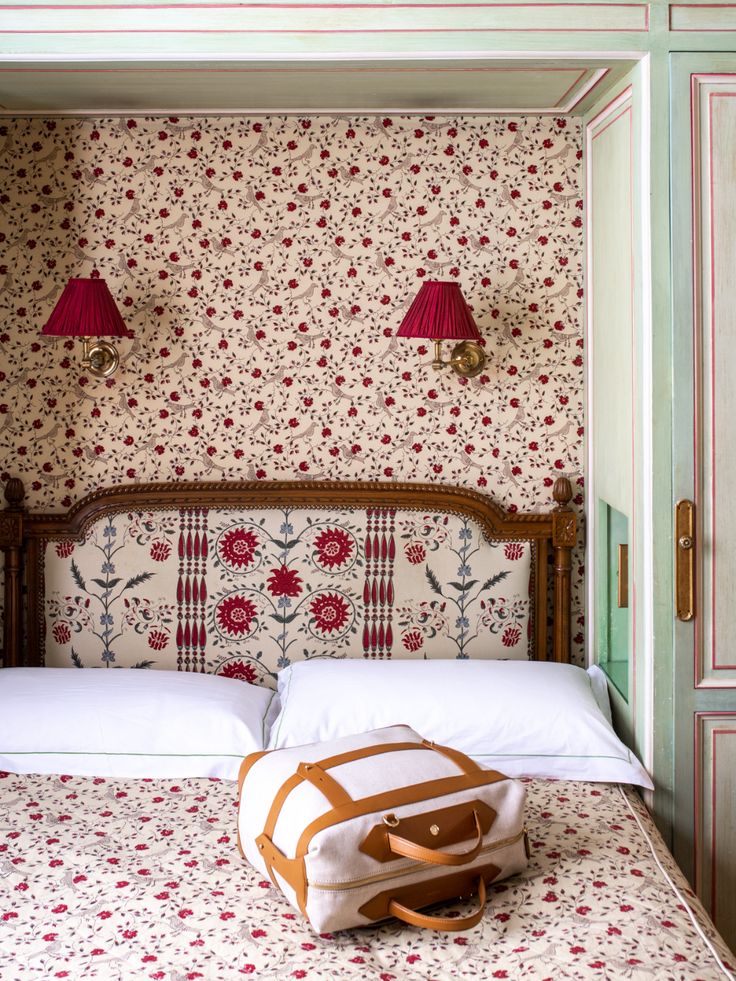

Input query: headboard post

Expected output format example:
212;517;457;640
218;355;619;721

1;478;26;668
551;476;576;663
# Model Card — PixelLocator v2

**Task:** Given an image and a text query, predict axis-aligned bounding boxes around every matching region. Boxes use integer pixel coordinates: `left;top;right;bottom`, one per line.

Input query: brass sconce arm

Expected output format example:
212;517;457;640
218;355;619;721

79;337;120;378
431;338;486;378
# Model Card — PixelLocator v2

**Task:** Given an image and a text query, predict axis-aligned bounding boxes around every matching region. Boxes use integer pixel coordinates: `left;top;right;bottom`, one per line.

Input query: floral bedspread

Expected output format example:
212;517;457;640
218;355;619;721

0;774;733;981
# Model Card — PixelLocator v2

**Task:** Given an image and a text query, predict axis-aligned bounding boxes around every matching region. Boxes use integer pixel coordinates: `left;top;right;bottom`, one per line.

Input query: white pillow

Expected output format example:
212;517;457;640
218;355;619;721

267;659;653;789
587;663;614;724
0;667;275;779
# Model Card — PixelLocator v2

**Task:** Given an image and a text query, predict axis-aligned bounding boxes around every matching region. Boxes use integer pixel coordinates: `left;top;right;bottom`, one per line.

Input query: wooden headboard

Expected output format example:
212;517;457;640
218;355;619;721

0;476;576;677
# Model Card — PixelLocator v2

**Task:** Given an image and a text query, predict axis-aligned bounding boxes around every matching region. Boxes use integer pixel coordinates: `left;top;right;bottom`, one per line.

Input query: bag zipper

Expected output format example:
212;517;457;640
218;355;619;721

309;827;527;893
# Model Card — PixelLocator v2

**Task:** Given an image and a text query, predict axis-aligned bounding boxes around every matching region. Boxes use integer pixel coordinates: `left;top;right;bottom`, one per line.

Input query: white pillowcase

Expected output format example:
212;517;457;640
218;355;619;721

0;667;275;779
267;659;653;789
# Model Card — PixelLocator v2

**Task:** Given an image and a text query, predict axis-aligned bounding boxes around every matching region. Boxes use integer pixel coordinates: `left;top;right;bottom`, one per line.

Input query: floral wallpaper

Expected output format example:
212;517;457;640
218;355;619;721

0;113;585;661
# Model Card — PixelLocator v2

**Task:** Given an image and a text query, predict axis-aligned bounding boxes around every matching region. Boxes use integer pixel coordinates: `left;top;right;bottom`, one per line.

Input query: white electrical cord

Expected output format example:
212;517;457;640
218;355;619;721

618;785;735;980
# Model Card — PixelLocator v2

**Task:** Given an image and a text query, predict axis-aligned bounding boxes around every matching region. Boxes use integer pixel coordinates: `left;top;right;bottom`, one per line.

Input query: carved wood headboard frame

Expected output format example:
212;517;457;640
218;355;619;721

0;475;576;668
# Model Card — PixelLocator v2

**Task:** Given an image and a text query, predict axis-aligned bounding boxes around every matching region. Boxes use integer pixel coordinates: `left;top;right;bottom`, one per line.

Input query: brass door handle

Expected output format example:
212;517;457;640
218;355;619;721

675;500;696;621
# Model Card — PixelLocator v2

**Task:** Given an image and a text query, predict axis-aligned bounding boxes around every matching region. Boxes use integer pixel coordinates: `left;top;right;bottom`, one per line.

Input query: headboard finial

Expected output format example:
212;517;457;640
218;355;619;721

552;476;573;509
4;477;25;512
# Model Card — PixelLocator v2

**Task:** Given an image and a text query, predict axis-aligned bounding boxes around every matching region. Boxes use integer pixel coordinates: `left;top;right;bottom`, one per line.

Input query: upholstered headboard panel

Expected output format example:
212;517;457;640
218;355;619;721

1;478;577;676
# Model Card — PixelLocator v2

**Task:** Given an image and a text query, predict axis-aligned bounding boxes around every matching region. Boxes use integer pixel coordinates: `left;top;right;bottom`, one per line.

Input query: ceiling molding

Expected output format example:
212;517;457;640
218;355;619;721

0;60;626;115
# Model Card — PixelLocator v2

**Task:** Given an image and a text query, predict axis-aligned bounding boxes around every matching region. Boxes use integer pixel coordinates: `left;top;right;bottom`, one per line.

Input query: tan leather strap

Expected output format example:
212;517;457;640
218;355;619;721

314;740;434;772
255;834;304;894
258;774;304;893
263;741;437;858
236;750;270;858
297;761;353;808
296;767;507;859
387;809;483;867
257;744;424;902
422;739;482;775
388;875;487;931
263;772;303;840
259;783;302;895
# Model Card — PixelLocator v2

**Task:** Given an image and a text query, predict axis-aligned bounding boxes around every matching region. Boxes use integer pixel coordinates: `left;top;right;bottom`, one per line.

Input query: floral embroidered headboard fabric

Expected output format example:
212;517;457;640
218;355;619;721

43;506;534;686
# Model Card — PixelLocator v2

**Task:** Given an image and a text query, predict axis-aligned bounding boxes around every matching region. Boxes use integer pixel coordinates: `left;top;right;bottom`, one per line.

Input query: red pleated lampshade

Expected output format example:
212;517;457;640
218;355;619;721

42;278;128;338
397;281;481;340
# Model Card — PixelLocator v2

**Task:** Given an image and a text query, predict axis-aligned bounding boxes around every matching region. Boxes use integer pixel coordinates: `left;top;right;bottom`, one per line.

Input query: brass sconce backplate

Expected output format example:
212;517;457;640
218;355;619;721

450;340;486;378
81;338;120;378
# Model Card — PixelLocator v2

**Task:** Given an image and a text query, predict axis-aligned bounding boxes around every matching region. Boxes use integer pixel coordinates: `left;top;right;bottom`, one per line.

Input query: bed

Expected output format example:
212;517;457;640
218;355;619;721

0;476;734;980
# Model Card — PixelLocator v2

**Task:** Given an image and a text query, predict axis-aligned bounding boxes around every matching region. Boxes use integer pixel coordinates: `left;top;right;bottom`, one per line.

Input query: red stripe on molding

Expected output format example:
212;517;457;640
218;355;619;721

562;68;609;113
586;82;633;131
710;726;736;917
555;68;589;107
589;102;630;141
694;713;736;920
694;715;736;919
0;25;651;31
671;3;736;30
708;89;717;674
0;2;650;32
0;65;605;74
691;77;736;682
708;91;736;672
0;1;650;10
691;72;701;689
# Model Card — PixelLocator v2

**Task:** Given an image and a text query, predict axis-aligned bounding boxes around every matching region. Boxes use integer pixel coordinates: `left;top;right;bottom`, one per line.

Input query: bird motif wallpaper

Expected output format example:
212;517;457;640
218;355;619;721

0;112;585;661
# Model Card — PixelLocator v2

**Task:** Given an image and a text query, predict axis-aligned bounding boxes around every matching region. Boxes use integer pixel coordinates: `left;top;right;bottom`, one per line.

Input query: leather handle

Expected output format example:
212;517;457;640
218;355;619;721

387;809;483;866
388;875;487;931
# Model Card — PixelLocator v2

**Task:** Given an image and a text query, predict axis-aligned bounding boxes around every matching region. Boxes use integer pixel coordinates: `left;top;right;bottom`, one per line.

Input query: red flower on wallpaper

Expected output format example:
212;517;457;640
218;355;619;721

147;629;170;651
218;528;259;570
216;595;258;637
309;593;350;635
52;622;71;645
55;541;75;559
404;542;426;565
504;543;524;561
149;541;171;563
502;626;521;647
266;565;303;597
313;528;354;570
218;660;257;684
402;629;423;652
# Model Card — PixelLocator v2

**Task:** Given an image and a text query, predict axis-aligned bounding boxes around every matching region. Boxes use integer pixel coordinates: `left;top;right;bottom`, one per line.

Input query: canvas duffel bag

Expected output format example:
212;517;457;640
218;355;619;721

237;724;528;933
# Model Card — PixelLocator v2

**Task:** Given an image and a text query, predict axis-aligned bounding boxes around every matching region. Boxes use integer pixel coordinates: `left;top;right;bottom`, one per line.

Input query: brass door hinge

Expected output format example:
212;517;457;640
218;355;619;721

675;500;696;622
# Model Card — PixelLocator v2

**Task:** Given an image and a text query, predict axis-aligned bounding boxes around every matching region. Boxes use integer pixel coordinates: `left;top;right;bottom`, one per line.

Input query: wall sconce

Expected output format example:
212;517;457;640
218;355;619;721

396;280;486;378
41;278;129;378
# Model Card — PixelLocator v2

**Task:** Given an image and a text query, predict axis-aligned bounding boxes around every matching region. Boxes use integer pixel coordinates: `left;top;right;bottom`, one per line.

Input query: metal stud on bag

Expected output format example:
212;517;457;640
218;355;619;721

382;813;400;828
